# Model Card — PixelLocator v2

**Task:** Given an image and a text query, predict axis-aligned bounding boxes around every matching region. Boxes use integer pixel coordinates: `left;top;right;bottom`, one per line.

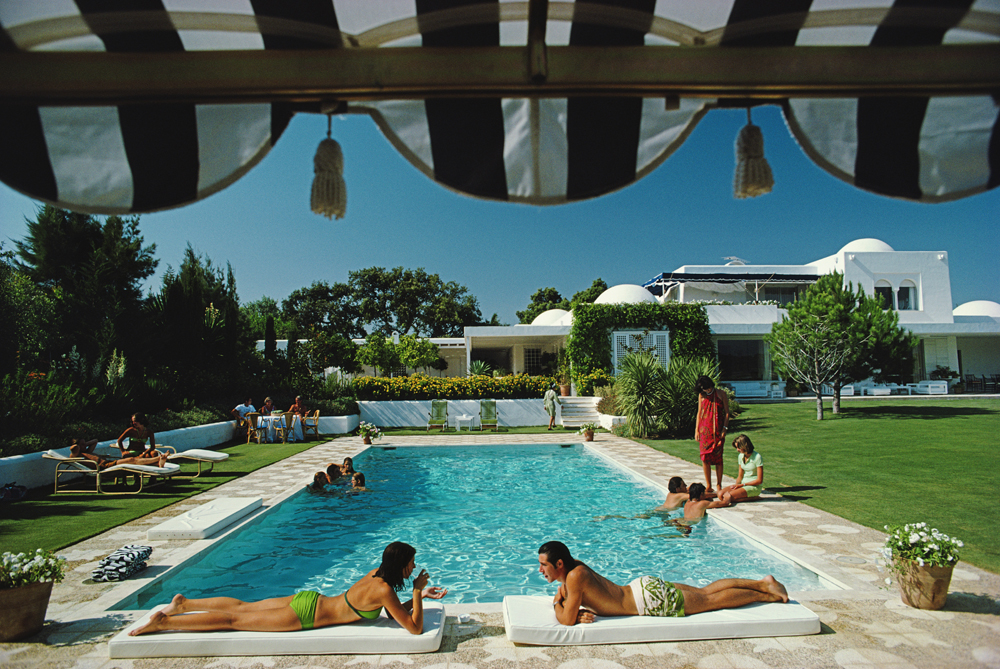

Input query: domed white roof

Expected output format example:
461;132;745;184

839;238;894;254
595;284;657;305
531;308;570;325
954;300;1000;318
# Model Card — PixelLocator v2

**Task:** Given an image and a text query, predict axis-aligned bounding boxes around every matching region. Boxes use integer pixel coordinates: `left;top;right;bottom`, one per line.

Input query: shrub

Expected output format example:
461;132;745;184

615;351;668;439
353;373;555;401
655;356;720;438
594;383;620;416
576;369;615;396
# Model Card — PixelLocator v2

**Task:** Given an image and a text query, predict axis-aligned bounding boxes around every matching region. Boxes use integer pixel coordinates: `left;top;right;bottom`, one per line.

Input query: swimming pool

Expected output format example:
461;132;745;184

120;444;837;609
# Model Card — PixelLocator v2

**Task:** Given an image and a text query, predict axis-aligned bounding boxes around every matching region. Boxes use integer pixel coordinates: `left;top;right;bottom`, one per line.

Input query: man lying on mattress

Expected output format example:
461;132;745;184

537;541;788;625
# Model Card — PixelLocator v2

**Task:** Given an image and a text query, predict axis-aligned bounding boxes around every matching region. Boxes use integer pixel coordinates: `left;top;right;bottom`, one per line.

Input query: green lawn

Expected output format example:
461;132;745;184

0;439;317;555
634;398;1000;574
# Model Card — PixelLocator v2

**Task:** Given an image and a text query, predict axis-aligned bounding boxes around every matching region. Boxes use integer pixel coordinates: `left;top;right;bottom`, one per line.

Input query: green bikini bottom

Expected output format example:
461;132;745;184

290;590;320;630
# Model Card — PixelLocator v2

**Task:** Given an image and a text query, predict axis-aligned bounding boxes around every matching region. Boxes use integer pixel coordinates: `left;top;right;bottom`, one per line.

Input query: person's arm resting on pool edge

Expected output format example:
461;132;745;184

553;571;596;625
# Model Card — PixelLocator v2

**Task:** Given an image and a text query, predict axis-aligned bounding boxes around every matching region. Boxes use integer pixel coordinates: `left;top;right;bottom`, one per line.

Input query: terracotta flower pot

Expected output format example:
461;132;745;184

583;430;594;442
895;559;954;610
559;384;571;397
0;581;54;641
362;436;372;445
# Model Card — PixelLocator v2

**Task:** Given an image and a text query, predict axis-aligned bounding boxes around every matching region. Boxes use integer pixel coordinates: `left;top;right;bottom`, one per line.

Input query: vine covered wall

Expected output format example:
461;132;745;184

567;302;714;383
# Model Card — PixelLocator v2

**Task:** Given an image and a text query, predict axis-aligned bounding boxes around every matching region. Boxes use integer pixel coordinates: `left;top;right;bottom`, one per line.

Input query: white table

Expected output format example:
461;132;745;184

865;387;892;396
455;414;474;432
258;414;304;442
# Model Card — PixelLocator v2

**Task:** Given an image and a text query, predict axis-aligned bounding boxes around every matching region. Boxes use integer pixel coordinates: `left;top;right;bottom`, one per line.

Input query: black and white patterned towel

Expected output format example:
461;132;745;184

98;544;152;566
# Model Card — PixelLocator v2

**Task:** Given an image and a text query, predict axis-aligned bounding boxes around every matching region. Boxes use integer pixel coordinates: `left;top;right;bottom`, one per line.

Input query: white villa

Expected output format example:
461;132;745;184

287;239;999;396
456;238;1000;395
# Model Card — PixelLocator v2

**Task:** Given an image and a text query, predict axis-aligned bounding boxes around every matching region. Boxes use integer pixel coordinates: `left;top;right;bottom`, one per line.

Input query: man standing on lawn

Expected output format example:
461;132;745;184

537;541;788;625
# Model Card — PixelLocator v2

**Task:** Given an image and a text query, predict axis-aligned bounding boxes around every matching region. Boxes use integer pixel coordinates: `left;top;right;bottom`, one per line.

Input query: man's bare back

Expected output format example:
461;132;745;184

561;562;637;617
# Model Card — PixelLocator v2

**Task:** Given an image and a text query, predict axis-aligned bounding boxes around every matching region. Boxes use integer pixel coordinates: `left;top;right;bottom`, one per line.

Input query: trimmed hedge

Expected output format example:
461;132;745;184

567;302;714;384
354;373;556;401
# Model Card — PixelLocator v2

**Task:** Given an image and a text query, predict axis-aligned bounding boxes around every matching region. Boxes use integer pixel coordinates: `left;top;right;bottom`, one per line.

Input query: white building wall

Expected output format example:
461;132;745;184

922;336;960;375
839;251;954;324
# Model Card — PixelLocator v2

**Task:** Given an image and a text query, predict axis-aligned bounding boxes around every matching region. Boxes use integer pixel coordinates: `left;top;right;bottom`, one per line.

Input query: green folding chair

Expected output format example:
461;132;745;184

479;399;499;431
427;399;449;431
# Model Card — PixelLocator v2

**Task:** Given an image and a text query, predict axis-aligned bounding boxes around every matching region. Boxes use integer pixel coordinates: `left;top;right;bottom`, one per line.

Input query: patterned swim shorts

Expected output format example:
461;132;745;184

629;576;685;617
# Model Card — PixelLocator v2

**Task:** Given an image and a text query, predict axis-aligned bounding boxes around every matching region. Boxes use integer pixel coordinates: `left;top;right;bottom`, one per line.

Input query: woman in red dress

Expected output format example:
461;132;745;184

694;376;729;493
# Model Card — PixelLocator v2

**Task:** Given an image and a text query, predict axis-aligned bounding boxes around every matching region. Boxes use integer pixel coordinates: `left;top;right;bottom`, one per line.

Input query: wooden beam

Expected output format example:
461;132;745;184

0;44;997;106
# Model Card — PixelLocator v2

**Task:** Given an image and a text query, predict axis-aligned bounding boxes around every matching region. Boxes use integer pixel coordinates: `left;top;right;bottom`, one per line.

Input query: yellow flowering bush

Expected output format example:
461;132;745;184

354;374;555;400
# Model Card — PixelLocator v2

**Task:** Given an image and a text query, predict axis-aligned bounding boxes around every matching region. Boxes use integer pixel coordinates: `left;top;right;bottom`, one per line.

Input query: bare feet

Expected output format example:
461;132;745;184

159;593;187;616
157;454;169;467
763;575;789;603
129;610;167;636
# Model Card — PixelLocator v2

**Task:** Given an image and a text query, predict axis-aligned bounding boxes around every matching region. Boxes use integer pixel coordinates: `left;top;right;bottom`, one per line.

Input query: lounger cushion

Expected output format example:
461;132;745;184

147;497;262;540
108;600;445;658
168;449;229;463
104;463;181;476
502;595;820;645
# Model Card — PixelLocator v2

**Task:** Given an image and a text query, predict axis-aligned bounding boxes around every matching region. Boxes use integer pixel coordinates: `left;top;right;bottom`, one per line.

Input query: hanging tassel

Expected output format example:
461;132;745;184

733;108;774;199
310;114;347;219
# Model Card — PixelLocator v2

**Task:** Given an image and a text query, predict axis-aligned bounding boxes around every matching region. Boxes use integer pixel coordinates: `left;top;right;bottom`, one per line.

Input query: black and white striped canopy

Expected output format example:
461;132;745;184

1;0;998;214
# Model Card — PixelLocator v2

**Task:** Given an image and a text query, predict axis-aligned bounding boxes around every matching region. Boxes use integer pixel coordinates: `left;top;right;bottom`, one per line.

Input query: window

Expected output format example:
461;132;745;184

897;281;917;310
524;348;541;376
717;340;764;380
612;331;669;375
874;282;893;310
762;286;799;306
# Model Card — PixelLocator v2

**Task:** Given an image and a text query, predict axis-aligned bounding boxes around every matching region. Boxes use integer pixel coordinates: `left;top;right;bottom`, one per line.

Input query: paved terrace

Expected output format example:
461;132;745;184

4;433;999;669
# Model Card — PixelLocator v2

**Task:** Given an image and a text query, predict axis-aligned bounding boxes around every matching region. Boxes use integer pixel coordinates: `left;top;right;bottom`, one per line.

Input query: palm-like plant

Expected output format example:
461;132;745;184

657;356;720;437
615;351;668;438
468;359;491;376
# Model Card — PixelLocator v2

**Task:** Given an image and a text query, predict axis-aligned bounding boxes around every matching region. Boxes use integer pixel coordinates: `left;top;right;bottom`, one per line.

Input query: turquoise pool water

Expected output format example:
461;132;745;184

120;444;830;609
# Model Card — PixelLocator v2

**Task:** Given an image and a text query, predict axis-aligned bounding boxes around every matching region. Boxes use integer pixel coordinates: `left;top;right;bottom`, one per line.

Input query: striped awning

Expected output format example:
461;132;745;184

0;0;998;214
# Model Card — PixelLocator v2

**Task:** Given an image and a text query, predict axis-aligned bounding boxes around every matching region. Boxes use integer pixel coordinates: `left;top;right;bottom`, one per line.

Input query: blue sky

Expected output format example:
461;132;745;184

1;104;997;326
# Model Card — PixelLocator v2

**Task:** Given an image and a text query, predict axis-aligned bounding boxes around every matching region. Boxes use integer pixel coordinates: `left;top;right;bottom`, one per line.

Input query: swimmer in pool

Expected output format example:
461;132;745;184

656;476;717;511
340;457;356;475
537;540;787;626
129;542;448;636
351;472;366;489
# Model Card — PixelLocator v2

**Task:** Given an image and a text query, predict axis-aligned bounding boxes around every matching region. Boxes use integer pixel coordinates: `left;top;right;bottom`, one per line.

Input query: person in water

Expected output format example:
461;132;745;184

656;477;717;511
129;542;448;636
537;540;787;625
351;472;366;489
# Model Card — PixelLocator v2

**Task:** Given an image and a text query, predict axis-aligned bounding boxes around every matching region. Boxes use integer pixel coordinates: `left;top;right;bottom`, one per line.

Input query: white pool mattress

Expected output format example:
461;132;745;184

108;601;445;657
502;595;820;645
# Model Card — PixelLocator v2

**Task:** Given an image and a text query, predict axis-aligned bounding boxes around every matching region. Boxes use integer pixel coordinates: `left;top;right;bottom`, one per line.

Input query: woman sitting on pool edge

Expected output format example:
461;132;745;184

129;542;448;636
717;434;764;505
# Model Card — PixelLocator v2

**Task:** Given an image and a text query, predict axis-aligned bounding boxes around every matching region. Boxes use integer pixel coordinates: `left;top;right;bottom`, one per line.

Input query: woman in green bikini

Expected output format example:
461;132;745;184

129;542;447;636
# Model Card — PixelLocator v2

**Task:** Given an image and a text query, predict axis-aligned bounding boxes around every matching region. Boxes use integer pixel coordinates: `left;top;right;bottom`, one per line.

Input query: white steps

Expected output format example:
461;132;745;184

559;396;601;428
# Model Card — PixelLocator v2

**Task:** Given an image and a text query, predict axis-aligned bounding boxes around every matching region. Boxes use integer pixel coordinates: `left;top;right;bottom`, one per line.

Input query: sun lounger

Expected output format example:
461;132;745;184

502;595;819;645
166;449;229;478
108;600;445;658
43;450;181;495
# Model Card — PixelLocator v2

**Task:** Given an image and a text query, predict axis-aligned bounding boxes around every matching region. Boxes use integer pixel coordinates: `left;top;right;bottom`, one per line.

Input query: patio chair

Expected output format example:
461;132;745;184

43;450;181;495
479;399;499;431
427;400;449;431
964;374;984;393
302;410;320;440
245;412;262;444
273;412;295;443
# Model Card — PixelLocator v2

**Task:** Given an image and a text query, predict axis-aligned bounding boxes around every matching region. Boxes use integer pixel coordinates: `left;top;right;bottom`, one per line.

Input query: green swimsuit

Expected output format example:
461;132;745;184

344;592;383;619
289;590;320;630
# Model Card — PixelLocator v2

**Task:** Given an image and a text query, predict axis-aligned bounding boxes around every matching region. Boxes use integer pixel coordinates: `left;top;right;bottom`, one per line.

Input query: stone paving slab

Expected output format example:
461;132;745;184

3;433;999;669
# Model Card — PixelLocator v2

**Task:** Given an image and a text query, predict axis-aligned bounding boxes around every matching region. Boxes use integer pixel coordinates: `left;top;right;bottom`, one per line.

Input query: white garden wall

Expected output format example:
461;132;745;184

360;399;551;428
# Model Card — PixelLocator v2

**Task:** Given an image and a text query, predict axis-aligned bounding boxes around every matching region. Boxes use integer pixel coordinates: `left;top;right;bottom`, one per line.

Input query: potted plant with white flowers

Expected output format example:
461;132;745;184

577;422;599;442
1;548;67;641
880;522;962;610
357;421;382;445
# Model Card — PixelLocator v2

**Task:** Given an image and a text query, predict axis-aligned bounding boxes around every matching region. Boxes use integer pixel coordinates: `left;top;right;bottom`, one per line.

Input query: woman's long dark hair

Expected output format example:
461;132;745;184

374;541;415;591
694;376;715;395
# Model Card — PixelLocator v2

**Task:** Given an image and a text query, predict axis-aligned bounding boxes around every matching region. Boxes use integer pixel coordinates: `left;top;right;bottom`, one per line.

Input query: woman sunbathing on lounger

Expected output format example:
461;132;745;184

116;412;160;458
129;541;448;636
69;440;168;469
